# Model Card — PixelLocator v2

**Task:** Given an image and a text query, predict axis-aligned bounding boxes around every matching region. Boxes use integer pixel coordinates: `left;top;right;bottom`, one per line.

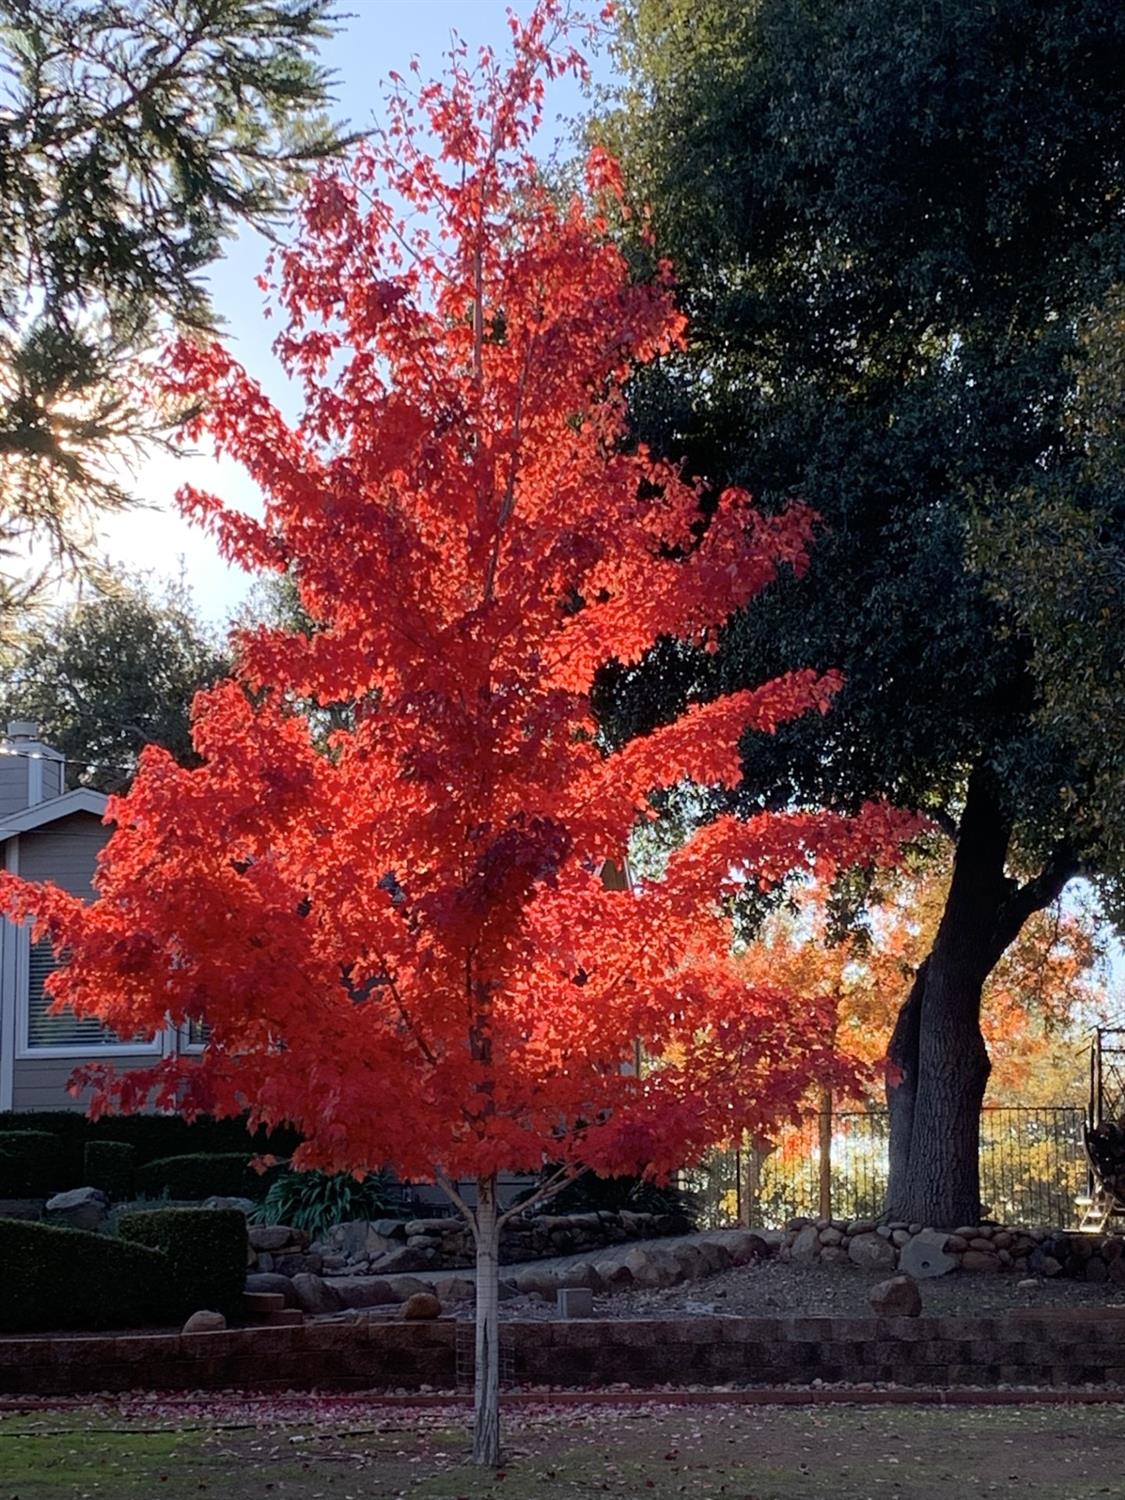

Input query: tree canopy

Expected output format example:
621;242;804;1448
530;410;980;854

599;0;1125;1224
0;4;916;1460
1;570;227;789
0;0;351;626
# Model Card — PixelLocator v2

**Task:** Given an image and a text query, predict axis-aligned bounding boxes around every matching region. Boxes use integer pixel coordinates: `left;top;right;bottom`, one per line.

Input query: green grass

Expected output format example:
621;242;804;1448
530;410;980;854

2;1402;1124;1498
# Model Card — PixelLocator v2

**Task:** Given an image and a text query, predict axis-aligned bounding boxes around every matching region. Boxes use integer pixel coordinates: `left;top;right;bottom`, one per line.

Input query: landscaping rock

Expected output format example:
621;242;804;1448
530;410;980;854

900;1229;958;1280
594;1258;634;1289
515;1265;560;1298
1029;1247;1063;1277
369;1245;432;1275
248;1224;293;1252
386;1275;431;1301
724;1232;770;1265
623;1246;681;1289
434;1275;476;1302
291;1273;344;1315
961;1250;1002;1273
847;1231;897;1271
183;1310;226;1333
401;1292;441;1320
44;1187;108;1233
791;1224;821;1262
202;1196;255;1213
869;1275;922;1317
246;1272;297;1305
331;1276;398;1309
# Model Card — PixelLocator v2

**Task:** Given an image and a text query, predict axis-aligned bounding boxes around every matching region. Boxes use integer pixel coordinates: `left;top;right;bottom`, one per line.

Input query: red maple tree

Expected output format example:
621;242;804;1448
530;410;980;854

0;5;917;1462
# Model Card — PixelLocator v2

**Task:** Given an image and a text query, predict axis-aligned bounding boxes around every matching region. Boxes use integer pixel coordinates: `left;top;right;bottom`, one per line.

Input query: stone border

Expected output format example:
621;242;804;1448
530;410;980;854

5;1308;1125;1397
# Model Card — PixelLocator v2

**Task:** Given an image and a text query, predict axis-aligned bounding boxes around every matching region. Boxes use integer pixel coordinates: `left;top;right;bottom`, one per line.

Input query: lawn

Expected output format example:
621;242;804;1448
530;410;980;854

1;1399;1122;1499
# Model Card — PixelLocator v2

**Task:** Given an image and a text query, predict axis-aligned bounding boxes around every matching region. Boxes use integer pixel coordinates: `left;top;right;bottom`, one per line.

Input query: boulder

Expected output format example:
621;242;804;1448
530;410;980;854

202;1196;255;1213
869;1275;922;1317
791;1225;821;1262
723;1232;770;1265
274;1252;323;1278
593;1258;634;1290
386;1275;431;1301
182;1310;226;1333
668;1241;708;1280
404;1219;460;1236
1028;1246;1063;1277
248;1224;293;1252
246;1272;297;1305
434;1275;476;1302
401;1291;442;1319
695;1237;734;1274
515;1265;560;1298
555;1261;600;1291
291;1273;344;1315
899;1229;958;1280
44;1187;108;1233
331;1276;399;1309
961;1250;1002;1273
369;1245;432;1275
847;1231;897;1272
623;1246;682;1289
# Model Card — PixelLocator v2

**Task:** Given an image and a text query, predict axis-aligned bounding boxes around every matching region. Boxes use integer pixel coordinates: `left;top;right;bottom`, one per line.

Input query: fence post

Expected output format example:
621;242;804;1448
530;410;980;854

818;1088;833;1220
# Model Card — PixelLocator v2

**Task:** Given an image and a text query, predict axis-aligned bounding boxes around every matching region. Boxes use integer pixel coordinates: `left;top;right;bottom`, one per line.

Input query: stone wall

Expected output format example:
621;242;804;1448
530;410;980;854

6;1309;1125;1396
781;1217;1125;1282
248;1210;695;1280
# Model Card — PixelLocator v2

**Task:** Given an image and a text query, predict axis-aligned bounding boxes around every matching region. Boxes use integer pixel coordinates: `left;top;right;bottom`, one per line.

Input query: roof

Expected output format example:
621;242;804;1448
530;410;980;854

0;787;109;842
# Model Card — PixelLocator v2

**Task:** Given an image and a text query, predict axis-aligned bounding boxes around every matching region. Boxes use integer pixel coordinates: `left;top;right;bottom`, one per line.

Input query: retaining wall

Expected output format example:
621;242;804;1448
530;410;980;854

5;1309;1125;1396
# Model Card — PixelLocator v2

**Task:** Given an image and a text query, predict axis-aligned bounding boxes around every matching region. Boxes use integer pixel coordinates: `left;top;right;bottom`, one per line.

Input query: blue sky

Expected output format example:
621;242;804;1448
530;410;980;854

100;1;616;623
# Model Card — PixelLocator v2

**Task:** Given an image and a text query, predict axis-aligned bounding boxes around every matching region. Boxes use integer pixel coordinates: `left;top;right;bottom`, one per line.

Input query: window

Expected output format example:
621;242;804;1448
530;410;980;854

23;936;158;1053
26;939;118;1049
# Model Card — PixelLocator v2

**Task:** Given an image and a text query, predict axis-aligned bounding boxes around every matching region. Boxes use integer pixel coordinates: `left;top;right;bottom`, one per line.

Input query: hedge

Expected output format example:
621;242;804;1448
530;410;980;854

119;1208;247;1319
0;1130;62;1197
135;1151;274;1201
83;1140;136;1201
0;1218;170;1332
0;1112;301;1192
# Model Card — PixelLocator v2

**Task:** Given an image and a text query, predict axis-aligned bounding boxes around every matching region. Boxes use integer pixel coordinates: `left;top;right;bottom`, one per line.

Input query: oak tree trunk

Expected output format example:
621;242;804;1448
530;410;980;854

472;1174;502;1467
886;768;1012;1227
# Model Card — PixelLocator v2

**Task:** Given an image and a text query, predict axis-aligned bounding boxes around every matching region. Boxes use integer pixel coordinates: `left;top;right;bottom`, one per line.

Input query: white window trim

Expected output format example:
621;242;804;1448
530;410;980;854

15;924;163;1059
180;1021;209;1055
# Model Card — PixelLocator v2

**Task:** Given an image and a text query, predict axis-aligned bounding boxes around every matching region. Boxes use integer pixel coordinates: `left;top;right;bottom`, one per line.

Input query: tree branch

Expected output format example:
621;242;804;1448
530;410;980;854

988;843;1083;967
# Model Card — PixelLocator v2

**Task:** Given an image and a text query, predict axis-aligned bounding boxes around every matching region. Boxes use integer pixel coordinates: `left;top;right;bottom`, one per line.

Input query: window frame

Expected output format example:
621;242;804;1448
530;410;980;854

15;925;163;1059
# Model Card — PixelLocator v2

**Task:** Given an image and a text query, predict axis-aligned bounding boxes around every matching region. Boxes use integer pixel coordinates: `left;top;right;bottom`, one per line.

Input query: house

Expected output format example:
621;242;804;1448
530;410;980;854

0;721;195;1113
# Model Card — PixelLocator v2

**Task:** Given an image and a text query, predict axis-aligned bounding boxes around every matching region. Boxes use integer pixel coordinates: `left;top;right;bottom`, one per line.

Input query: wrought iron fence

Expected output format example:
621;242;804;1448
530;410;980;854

682;1105;1086;1230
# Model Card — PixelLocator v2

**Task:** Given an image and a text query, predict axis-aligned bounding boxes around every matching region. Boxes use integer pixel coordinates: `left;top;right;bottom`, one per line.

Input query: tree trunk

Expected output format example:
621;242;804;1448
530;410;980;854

472;1174;502;1467
885;768;1012;1227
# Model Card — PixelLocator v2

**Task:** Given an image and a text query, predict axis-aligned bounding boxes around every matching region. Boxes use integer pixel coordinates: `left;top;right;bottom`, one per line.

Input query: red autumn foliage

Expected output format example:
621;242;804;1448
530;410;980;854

0;3;919;1193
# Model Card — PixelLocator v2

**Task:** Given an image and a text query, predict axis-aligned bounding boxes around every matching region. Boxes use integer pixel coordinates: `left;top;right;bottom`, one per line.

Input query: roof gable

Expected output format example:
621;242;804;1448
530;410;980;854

0;787;109;841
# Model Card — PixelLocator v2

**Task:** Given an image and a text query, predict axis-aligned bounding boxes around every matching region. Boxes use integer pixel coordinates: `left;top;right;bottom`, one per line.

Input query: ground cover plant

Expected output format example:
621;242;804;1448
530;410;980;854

0;1;917;1464
2;1400;1124;1499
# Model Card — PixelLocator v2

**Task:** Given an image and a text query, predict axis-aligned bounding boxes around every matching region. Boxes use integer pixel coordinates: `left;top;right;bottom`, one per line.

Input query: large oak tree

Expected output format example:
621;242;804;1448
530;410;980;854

600;0;1125;1226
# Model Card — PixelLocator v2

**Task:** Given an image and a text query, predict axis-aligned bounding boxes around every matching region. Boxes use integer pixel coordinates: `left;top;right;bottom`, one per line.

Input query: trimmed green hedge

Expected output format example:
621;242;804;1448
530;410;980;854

135;1151;272;1201
0;1130;62;1196
83;1140;136;1201
0;1112;301;1195
0;1218;170;1332
119;1208;246;1319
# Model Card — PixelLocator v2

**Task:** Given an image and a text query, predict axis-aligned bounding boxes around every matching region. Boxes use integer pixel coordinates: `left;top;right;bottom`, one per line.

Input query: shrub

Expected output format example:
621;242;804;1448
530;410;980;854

135;1151;270;1201
0;1110;303;1178
83;1140;136;1201
250;1168;400;1239
515;1168;701;1226
0;1217;170;1331
119;1208;247;1318
0;1130;64;1197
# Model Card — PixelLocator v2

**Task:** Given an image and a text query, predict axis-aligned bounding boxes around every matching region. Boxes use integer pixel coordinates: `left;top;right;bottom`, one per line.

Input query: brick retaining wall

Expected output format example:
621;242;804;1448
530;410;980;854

4;1309;1125;1396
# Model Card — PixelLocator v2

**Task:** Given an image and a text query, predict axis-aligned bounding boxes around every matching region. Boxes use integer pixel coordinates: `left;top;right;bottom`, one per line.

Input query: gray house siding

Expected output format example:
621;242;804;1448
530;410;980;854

1;805;167;1114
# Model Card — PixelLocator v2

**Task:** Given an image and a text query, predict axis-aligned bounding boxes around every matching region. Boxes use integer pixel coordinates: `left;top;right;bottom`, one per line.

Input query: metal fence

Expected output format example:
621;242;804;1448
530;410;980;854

682;1105;1086;1230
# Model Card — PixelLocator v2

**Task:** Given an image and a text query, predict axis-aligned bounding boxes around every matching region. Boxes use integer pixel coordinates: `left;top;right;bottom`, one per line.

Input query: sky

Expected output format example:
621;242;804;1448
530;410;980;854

96;0;617;628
